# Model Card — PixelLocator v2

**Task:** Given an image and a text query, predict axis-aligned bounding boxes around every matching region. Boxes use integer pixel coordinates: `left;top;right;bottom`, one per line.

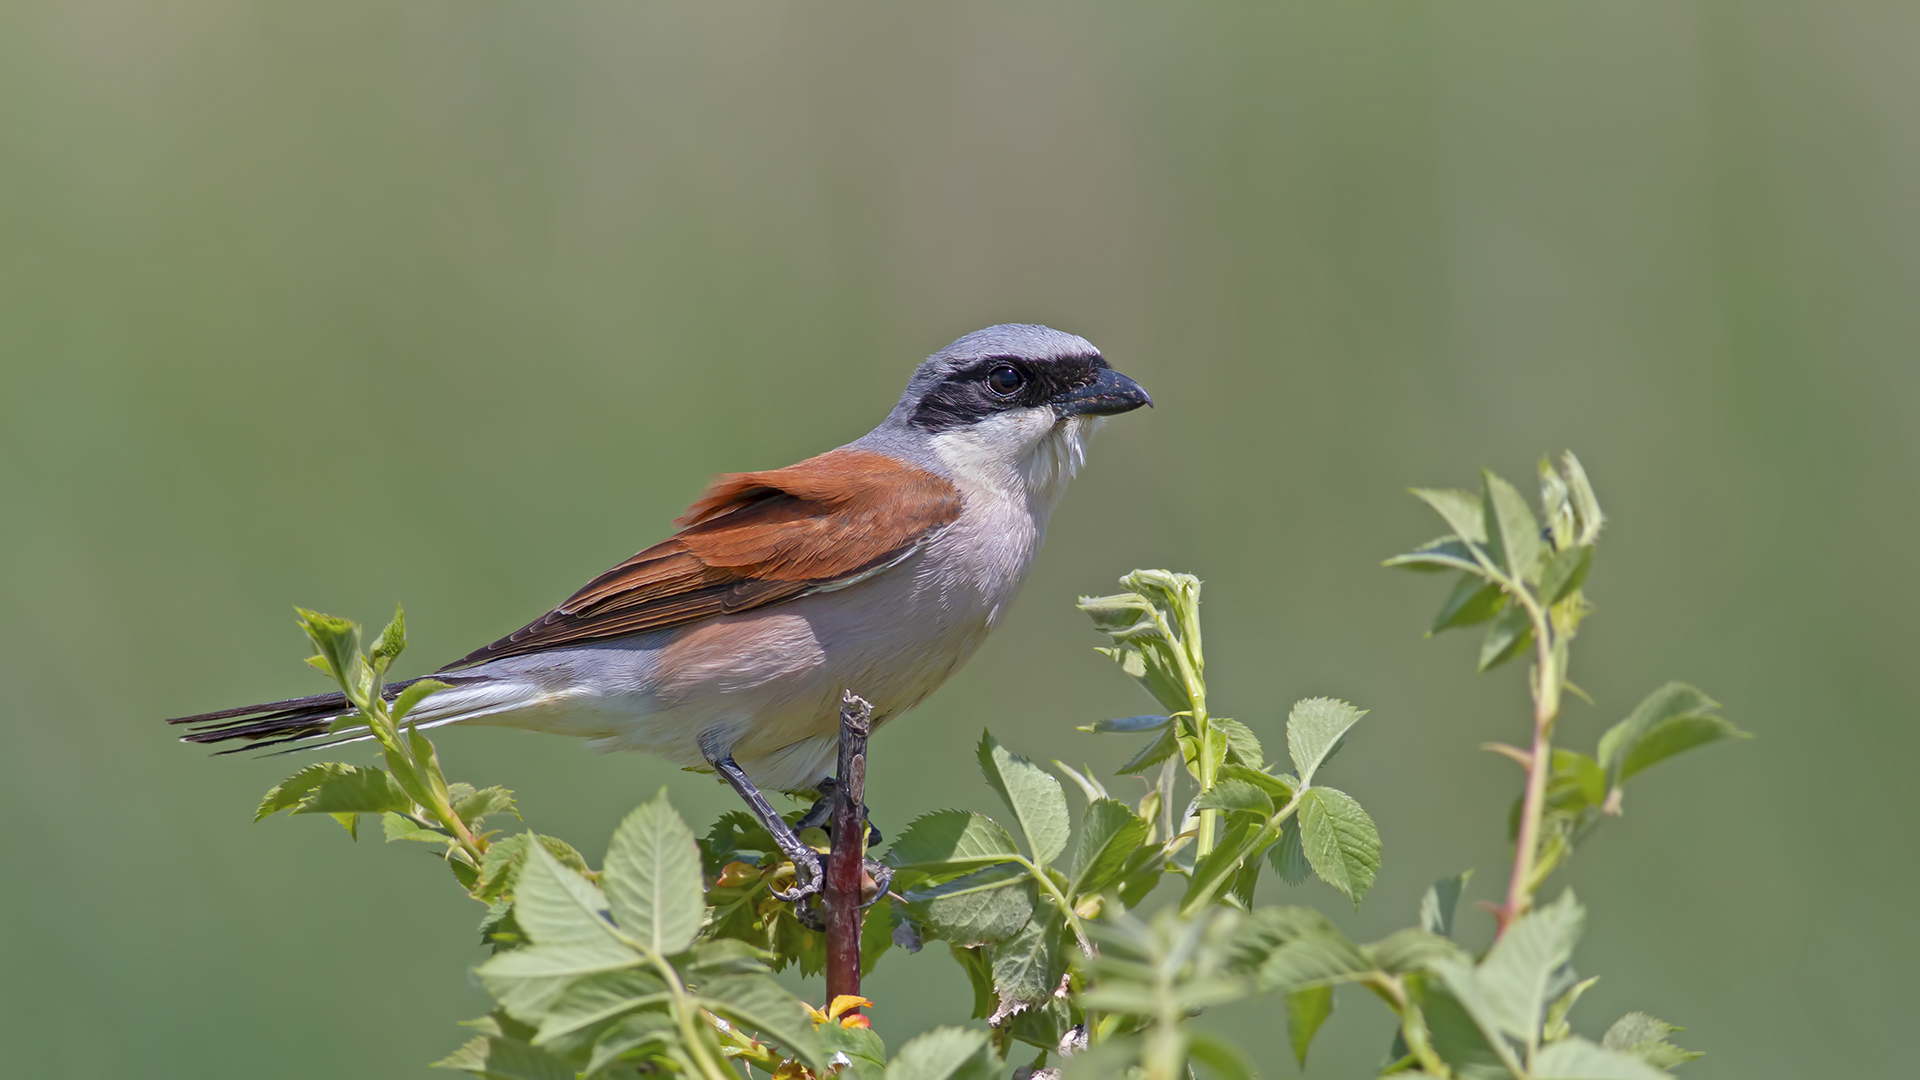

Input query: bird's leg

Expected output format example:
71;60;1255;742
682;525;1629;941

709;755;823;904
797;779;893;910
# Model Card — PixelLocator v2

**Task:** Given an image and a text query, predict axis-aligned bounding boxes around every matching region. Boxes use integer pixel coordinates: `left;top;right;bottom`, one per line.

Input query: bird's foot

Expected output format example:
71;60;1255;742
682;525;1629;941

795;775;883;846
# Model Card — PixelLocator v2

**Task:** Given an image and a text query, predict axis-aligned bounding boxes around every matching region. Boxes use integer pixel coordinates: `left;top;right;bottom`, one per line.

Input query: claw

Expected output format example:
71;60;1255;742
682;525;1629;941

771;847;824;903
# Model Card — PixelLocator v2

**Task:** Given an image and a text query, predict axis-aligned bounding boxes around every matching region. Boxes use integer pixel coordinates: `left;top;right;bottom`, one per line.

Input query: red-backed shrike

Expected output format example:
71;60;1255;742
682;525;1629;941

171;324;1151;898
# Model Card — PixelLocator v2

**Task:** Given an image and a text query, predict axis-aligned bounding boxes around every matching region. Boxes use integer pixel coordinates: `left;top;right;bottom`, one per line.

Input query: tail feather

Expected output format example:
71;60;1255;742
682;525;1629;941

168;679;425;749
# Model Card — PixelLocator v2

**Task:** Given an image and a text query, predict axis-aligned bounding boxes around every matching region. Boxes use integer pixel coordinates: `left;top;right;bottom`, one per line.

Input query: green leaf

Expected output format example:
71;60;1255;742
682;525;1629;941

1539;545;1594;605
1478;603;1534;672
475;943;642;1021
433;1035;575;1080
1534;1037;1673;1080
1431;574;1507;634
1269;817;1310;886
295;608;362;689
1411;487;1490;544
1253;920;1374;992
1483;469;1544;581
584;1013;677;1076
289;765;412;816
1545;976;1601;1042
904;864;1037;947
1286;986;1334;1066
1068;799;1149;897
1562;452;1605;545
512;835;623;950
1218;763;1296;802
697;974;825;1071
1115;720;1181;775
1287;697;1367;787
601;789;704;956
1418;978;1515;1080
1420;871;1473;938
1366;928;1464;974
884;811;1022;873
947;944;996;1019
977;732;1071;866
392;678;451;724
1603;1012;1702;1069
1477;889;1584;1043
1215;717;1263;766
1598;683;1732;790
884;1027;997;1080
1385;536;1486;574
1115;843;1168;908
1188;1032;1256;1080
989;909;1068;1010
820;1022;889;1080
371;604;408;673
1194;778;1273;817
455;786;519;825
1180;817;1262;916
383;812;449;844
1296;787;1381;906
1620;715;1750;786
256;763;353;821
532;969;668;1043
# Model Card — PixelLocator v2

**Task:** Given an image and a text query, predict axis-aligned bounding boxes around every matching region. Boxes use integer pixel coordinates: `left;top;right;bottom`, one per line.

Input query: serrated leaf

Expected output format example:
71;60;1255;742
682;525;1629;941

475;943;641;1021
1297;787;1381;906
1478;889;1584;1043
1115;843;1168;908
512;835;622;950
1534;1036;1673;1080
1603;1012;1702;1069
1287;697;1366;787
989;909;1068;1010
584;1013;677;1076
904;865;1036;947
295;608;361;690
601;790;703;955
256;762;354;821
1483;469;1544;581
532;969;668;1043
1269;817;1310;886
370;604;407;672
1432;574;1507;634
1419;978;1516;1080
383;812;449;844
698;974;825;1071
1115;720;1180;775
1411;488;1490;544
1286;986;1334;1066
1068;799;1149;897
1180;816;1263;916
455;786;519;825
1218;763;1296;802
1194;778;1273;817
1215;717;1263;766
1421;871;1473;938
1366;928;1464;975
883;1026;997;1080
977;732;1070;866
820;1021;889;1080
290;765;412;816
884;811;1021;873
1254;923;1374;992
1478;603;1534;672
1540;545;1594;605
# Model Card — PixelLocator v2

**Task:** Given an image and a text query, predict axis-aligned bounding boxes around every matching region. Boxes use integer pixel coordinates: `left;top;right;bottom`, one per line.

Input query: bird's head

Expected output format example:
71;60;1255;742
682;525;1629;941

871;324;1152;509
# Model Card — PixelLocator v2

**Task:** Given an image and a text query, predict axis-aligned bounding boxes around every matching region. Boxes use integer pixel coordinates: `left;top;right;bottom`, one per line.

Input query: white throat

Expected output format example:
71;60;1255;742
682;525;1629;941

928;410;1098;524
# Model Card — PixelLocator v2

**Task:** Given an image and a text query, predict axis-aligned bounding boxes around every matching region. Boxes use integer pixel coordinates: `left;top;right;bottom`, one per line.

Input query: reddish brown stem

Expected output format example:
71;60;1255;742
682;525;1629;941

824;692;874;1007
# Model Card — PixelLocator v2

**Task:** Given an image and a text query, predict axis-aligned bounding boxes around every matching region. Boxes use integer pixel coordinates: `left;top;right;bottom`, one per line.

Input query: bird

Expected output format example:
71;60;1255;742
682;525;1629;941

168;324;1151;901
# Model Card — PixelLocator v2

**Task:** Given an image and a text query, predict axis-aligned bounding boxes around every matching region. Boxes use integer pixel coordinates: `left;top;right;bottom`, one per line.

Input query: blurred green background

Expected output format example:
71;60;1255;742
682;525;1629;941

3;1;1914;1076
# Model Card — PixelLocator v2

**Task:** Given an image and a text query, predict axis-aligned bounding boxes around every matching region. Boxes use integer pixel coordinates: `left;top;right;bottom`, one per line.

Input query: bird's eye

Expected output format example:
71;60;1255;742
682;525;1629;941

985;364;1026;397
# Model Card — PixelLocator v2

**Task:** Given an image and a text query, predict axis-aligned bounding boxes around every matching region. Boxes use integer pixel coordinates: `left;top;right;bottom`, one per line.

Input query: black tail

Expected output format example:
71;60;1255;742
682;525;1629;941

167;680;421;753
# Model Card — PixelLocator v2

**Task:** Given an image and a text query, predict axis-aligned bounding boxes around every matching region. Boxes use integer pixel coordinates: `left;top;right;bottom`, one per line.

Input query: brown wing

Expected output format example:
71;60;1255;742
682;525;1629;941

443;448;961;669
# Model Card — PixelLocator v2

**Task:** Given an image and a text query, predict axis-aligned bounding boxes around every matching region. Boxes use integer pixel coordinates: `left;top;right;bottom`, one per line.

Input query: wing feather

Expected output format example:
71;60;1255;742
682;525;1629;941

444;449;959;668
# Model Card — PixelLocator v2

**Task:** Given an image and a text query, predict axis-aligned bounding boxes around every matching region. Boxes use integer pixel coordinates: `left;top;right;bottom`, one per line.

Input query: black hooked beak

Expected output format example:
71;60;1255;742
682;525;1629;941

1053;367;1153;418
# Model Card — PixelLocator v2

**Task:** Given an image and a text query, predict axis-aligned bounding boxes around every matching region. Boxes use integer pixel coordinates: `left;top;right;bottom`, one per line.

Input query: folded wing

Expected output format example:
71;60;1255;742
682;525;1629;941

444;448;961;669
